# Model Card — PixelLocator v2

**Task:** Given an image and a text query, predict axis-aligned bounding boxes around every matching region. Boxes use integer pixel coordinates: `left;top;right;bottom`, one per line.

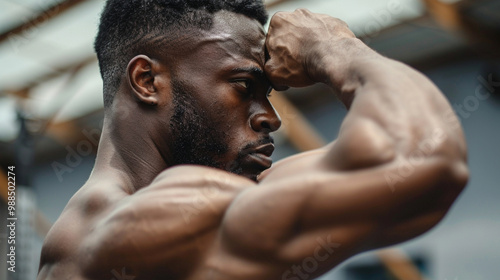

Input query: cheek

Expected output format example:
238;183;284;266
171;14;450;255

211;103;250;148
207;84;250;121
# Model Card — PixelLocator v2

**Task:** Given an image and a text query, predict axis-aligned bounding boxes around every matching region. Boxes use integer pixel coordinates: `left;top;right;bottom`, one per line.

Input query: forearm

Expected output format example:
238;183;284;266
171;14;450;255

265;9;467;173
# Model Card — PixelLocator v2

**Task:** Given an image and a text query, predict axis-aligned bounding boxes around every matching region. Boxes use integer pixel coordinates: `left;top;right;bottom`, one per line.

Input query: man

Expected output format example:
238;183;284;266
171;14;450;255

38;0;468;279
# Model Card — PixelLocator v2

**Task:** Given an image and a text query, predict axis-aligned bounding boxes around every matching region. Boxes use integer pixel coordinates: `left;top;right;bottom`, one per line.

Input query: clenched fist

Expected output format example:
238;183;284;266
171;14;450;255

265;9;357;90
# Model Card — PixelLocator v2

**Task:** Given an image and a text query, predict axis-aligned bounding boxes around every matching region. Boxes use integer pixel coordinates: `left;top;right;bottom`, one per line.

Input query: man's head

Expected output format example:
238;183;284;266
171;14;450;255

95;0;269;107
95;0;281;181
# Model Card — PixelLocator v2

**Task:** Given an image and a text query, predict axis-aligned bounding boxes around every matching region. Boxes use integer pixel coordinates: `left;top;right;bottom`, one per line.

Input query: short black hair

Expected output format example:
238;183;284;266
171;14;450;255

95;0;268;108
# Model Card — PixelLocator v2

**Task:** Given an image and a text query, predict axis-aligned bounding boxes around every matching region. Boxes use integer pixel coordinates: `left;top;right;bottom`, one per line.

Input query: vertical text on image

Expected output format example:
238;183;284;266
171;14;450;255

6;166;17;273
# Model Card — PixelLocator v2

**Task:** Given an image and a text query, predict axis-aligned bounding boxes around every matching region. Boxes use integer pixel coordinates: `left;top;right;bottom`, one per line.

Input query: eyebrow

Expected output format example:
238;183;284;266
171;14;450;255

231;66;266;80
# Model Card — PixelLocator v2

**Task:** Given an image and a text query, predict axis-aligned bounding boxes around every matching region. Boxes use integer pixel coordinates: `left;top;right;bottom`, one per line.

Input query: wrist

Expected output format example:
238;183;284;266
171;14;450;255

306;38;378;90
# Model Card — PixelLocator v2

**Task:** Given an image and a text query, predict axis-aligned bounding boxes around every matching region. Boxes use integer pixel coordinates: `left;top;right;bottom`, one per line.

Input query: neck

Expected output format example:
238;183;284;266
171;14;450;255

90;116;170;193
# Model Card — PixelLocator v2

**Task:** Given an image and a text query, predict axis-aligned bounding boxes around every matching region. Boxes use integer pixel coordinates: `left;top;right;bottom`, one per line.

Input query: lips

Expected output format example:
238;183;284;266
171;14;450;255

247;143;275;169
254;143;275;157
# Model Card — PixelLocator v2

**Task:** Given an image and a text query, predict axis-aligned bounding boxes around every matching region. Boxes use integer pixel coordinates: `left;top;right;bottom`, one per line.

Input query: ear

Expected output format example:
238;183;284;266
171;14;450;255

126;55;162;106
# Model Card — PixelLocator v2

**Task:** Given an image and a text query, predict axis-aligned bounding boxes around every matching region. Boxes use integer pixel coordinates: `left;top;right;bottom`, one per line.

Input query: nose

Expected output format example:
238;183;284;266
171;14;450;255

250;101;282;133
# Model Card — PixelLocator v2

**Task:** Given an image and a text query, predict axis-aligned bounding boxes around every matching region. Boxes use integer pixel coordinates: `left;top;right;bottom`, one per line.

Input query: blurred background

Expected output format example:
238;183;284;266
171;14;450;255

0;0;499;279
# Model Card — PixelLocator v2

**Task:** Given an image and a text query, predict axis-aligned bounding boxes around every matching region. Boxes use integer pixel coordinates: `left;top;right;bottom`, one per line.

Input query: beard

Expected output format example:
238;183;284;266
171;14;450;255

168;77;274;180
169;77;236;173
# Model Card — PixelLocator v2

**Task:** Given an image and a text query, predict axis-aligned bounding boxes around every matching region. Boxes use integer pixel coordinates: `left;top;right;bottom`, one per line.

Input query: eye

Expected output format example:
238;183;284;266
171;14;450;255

235;80;251;89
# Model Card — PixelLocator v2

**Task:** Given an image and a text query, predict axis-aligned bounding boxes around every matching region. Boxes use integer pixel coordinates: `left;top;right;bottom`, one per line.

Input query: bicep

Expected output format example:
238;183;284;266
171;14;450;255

297;156;461;247
222;148;465;265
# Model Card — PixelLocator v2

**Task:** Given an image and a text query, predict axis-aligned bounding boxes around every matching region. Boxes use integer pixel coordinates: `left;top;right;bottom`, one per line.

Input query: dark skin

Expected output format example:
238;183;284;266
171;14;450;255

38;9;468;280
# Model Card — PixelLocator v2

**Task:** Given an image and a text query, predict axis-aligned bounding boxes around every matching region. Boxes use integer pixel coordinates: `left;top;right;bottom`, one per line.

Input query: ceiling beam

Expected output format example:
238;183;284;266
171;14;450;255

0;0;89;44
0;0;286;45
0;0;290;95
2;55;96;97
422;0;500;58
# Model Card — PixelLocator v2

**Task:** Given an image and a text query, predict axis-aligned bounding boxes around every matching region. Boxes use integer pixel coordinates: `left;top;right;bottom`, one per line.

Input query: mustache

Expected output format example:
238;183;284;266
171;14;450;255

241;136;274;151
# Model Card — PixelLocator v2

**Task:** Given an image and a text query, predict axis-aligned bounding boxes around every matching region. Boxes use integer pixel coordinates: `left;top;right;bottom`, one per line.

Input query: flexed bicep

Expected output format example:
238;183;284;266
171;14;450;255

220;149;465;278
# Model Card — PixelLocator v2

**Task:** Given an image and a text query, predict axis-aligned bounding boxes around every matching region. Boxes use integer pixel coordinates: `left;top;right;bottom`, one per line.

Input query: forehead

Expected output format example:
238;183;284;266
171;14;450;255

177;10;267;71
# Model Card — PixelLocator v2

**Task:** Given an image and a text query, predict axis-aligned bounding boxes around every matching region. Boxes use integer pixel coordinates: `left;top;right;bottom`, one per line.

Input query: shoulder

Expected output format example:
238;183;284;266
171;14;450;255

77;166;255;277
39;183;128;279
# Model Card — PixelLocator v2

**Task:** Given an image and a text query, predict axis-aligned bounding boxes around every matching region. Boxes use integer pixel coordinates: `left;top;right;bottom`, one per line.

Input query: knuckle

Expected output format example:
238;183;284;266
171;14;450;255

269;14;278;25
272;11;286;20
295;8;310;14
264;62;275;74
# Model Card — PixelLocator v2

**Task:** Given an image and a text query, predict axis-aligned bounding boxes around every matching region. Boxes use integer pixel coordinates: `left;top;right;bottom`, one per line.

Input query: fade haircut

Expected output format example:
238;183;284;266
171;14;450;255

95;0;268;108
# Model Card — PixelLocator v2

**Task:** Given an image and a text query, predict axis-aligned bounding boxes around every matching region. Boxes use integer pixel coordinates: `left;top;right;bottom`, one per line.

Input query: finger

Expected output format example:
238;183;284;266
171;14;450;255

295;8;312;15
